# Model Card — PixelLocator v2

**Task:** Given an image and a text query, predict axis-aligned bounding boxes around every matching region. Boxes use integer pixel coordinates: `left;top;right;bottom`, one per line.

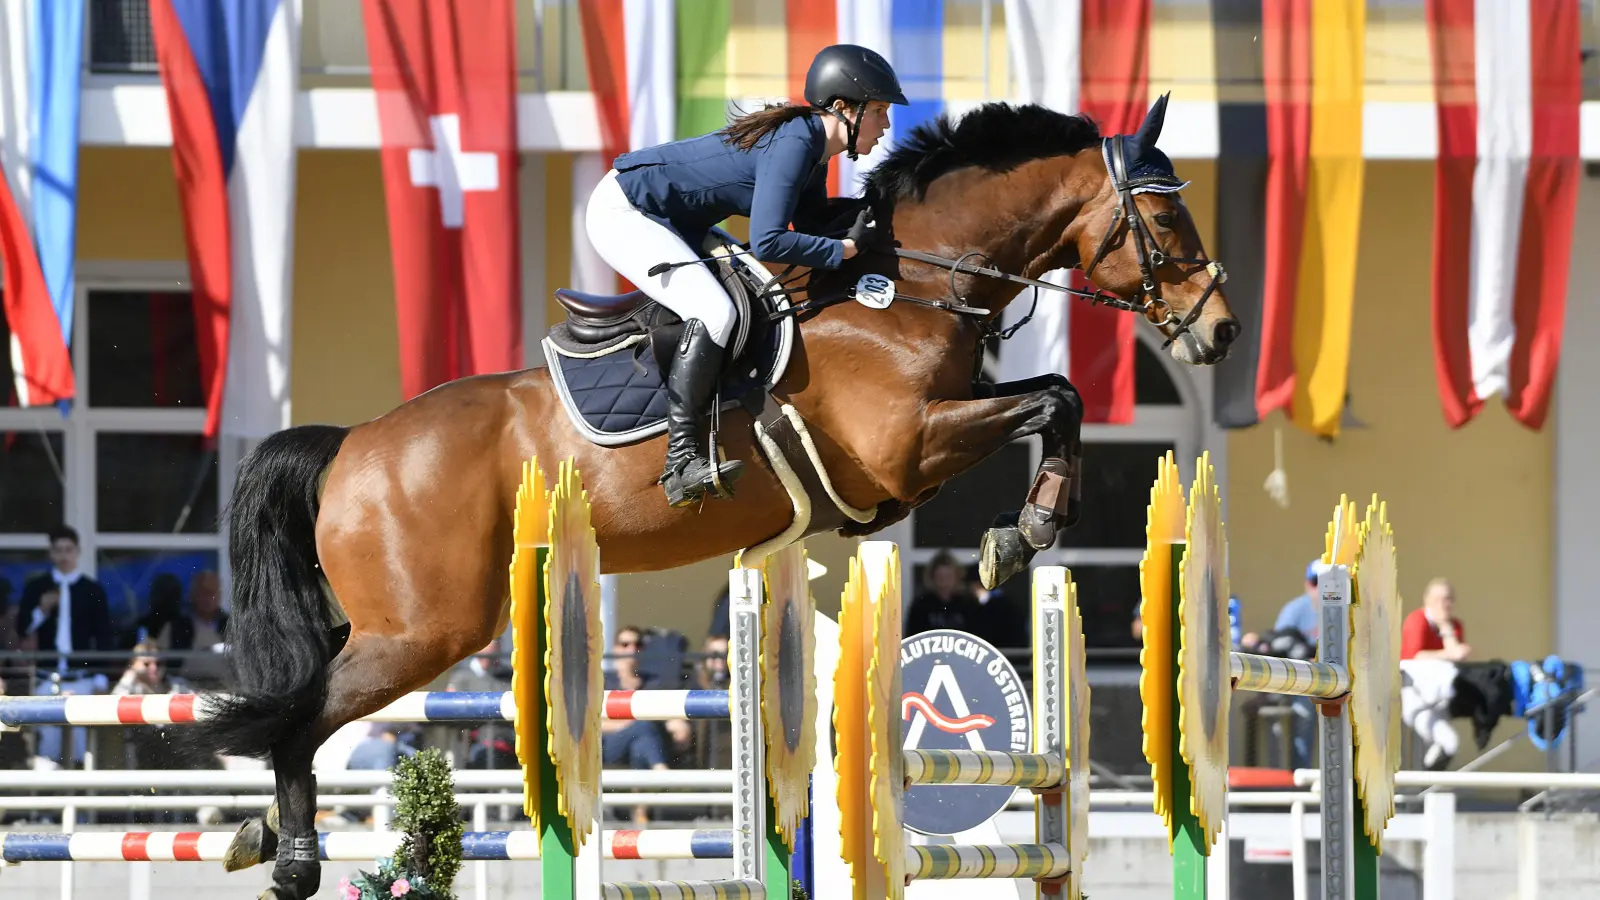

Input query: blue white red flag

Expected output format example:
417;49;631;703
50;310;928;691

151;0;299;439
0;1;81;409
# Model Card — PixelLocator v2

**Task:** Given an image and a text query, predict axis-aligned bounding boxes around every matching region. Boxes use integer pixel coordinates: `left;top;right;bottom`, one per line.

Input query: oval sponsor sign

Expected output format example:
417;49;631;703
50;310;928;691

899;629;1032;835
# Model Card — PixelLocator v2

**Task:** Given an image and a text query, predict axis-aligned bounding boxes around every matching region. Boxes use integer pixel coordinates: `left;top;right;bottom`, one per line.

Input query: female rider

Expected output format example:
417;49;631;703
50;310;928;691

585;44;907;508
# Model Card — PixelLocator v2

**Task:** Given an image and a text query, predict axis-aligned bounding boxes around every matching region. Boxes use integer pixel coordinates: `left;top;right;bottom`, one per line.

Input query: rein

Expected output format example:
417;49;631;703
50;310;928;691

752;135;1227;349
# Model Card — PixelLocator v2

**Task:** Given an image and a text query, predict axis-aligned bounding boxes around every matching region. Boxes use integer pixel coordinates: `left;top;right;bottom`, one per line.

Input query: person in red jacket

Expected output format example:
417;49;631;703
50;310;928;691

1401;577;1471;662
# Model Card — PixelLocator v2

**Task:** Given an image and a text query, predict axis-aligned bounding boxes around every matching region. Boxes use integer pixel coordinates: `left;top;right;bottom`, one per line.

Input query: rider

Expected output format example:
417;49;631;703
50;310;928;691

584;44;907;508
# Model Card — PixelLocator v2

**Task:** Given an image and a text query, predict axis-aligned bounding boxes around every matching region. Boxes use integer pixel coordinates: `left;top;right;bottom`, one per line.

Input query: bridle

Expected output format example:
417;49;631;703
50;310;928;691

1076;134;1227;347
880;133;1228;349
709;133;1229;348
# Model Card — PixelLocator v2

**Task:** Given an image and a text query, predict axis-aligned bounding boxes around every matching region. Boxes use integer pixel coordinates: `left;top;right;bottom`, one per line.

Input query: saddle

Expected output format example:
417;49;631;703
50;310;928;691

541;227;796;447
540;218;879;565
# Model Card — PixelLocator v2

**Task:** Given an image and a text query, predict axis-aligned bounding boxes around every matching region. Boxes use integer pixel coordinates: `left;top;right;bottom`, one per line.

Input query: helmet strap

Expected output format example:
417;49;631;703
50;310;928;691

818;100;869;161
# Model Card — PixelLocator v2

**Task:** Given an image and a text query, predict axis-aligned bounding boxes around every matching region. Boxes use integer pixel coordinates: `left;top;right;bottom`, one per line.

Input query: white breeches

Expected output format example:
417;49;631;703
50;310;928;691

1401;660;1461;758
584;168;737;348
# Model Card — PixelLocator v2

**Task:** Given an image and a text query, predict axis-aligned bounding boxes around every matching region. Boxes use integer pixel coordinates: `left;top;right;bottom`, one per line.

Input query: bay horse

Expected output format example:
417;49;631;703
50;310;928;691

198;95;1236;898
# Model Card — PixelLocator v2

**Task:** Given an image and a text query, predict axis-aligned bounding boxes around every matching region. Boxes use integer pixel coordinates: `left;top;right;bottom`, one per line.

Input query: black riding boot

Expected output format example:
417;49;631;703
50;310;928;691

660;319;745;507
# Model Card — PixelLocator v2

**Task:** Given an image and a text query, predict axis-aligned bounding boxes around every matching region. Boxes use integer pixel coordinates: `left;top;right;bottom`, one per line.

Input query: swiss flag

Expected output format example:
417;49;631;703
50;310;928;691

361;0;522;401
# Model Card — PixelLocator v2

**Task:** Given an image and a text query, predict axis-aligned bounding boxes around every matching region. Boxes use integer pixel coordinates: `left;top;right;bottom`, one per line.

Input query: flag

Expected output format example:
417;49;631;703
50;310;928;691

1209;0;1361;438
1209;0;1310;429
998;0;1145;425
1426;0;1579;431
0;0;80;409
579;0;675;169
786;1;841;195
1072;0;1150;425
150;0;299;439
361;0;521;402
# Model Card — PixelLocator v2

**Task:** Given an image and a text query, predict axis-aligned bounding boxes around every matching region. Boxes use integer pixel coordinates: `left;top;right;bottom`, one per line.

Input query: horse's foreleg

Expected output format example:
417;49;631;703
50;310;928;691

905;375;1083;588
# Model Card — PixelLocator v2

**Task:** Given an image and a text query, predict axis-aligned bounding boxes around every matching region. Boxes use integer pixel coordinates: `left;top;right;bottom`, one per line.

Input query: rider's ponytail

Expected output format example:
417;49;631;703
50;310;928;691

719;102;818;151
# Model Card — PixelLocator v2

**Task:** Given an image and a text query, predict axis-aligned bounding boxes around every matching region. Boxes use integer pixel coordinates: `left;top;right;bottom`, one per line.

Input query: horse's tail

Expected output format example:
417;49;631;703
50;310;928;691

186;424;349;760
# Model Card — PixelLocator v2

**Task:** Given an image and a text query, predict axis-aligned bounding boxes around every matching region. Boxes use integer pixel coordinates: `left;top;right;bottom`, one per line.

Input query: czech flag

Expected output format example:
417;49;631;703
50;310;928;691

0;1;81;409
150;0;299;440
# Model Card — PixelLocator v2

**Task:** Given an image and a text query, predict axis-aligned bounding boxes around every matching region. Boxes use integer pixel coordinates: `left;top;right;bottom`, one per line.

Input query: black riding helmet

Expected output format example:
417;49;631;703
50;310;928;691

804;44;908;159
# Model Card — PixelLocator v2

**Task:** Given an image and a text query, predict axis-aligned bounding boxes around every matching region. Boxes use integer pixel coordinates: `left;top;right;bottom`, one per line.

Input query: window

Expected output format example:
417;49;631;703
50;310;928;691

88;0;158;75
900;333;1203;650
0;264;226;631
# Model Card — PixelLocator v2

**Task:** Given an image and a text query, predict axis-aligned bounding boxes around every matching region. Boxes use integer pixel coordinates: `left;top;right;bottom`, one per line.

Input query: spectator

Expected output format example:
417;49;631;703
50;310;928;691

1273;560;1324;772
1401;578;1470;662
1273;560;1322;649
112;640;193;767
135;574;185;651
16;526;115;769
447;639;517;770
180;570;230;686
962;563;1029;654
904;551;980;636
0;576;30;693
601;626;672;824
346;723;419;771
691;634;732;770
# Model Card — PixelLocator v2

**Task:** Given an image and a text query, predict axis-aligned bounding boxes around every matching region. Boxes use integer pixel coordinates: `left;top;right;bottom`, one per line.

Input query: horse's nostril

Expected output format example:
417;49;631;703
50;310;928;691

1212;318;1240;347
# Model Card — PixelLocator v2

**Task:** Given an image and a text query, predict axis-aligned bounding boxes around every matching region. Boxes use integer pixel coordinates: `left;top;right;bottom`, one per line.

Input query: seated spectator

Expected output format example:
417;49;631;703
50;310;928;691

691;634;732;770
346;723;420;771
601;626;672;824
962;563;1029;654
112;641;193;768
447;639;517;770
1402;578;1470;662
904;551;981;636
177;570;230;687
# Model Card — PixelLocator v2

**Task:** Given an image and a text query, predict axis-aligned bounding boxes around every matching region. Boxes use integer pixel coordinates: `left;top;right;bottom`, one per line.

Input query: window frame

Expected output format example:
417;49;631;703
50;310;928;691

0;261;230;590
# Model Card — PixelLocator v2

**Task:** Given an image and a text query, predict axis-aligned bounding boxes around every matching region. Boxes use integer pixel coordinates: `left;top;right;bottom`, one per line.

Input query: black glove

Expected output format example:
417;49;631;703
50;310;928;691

846;207;882;248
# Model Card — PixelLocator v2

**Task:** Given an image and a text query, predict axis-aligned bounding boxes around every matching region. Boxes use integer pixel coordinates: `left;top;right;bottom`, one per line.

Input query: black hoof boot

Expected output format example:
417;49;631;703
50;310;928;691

979;526;1037;590
264;835;320;900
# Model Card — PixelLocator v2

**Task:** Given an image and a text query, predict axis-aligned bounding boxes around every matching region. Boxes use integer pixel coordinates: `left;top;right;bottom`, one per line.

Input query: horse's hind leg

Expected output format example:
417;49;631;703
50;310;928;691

256;625;501;899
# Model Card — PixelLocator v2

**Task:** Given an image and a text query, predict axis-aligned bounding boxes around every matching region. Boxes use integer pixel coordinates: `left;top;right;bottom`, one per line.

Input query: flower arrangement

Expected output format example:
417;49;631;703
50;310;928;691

340;748;465;900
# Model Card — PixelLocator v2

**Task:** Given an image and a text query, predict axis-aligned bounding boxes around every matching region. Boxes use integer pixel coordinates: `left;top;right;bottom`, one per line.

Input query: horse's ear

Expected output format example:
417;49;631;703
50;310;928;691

1132;92;1172;151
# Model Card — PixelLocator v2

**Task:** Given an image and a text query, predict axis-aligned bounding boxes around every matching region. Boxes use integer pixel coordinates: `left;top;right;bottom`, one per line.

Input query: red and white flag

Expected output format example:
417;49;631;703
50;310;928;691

999;0;1146;424
1426;0;1580;431
361;0;521;401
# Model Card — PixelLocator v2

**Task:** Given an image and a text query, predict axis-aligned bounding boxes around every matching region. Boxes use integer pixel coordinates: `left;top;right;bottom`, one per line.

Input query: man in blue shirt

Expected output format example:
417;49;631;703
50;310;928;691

1273;559;1322;648
1272;559;1322;770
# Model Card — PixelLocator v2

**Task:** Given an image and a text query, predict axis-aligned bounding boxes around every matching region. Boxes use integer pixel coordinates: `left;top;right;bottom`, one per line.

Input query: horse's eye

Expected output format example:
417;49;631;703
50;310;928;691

1154;212;1177;229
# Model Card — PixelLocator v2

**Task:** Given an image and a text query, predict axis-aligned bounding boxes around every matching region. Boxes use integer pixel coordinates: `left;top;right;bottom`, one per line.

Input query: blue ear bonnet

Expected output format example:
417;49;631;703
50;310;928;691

1104;92;1188;192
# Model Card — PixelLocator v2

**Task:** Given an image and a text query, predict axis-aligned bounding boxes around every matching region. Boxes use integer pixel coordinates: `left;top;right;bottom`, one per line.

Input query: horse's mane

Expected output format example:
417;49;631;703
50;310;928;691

863;103;1102;206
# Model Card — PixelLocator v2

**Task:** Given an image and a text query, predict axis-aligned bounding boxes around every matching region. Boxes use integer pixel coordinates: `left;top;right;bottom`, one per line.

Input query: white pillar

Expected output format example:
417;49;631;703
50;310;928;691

519;152;548;368
570;152;612;293
1556;177;1600;760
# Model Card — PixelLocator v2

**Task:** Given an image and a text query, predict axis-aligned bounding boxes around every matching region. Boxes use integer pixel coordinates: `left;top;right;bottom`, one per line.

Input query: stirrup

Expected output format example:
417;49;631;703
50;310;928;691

660;455;745;507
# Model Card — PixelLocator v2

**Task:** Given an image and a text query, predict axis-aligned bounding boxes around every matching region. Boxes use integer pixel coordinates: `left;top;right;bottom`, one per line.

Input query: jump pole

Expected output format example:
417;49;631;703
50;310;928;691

1140;451;1401;900
510;456;807;899
834;541;1090;899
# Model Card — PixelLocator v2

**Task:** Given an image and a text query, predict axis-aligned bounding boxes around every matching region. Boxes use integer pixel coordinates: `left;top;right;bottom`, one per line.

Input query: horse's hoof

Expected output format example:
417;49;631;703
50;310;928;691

223;816;276;872
979;526;1035;590
265;800;280;835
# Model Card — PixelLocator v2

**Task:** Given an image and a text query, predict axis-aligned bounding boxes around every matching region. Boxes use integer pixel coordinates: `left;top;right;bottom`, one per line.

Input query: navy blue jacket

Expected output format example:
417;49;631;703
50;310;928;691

613;113;843;270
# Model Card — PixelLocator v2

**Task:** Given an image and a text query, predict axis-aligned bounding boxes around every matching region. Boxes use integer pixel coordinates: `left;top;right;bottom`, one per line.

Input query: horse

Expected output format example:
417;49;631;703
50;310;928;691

197;95;1237;899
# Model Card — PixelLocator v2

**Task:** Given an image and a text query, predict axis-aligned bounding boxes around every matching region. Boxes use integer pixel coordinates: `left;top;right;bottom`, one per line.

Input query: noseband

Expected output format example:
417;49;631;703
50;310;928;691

1078;134;1227;348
